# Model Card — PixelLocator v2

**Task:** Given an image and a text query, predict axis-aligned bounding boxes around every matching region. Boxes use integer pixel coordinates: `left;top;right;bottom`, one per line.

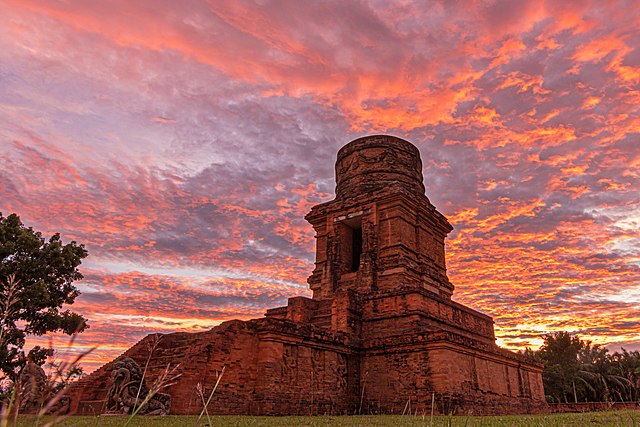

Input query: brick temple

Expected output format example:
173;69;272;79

69;135;546;415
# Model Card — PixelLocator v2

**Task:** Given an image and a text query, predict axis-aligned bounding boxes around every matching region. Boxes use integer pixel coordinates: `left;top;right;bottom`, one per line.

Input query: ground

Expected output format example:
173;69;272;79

14;411;640;426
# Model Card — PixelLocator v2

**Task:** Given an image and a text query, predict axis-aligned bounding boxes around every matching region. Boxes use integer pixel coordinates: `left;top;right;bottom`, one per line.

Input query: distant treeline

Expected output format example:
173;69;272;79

525;331;640;403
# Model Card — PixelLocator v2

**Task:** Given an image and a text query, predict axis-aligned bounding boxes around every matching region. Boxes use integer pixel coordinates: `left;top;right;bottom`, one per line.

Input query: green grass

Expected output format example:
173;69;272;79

12;410;640;427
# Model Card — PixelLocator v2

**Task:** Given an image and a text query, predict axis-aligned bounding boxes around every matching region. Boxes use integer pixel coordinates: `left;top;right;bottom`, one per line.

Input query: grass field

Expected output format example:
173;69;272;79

11;410;640;427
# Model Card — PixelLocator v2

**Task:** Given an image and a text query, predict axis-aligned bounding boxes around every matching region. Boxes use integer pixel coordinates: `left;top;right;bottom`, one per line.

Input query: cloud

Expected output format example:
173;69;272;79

1;0;639;370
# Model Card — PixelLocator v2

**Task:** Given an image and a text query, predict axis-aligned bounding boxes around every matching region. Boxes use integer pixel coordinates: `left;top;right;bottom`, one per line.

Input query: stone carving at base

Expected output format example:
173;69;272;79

17;360;70;414
17;361;47;413
105;356;171;415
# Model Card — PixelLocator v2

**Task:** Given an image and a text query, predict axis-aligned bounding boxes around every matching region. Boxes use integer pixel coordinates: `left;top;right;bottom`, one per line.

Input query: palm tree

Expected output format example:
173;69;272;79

608;349;640;402
577;342;632;402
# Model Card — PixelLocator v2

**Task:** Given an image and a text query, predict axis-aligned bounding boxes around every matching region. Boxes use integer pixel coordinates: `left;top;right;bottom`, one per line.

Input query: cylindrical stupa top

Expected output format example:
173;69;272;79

335;135;425;197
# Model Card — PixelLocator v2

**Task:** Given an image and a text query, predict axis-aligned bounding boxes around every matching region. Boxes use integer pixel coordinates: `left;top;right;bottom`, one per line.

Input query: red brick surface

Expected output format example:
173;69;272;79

69;135;546;415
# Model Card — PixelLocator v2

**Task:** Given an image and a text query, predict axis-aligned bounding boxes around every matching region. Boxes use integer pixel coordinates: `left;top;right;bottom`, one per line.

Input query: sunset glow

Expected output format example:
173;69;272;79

1;0;639;371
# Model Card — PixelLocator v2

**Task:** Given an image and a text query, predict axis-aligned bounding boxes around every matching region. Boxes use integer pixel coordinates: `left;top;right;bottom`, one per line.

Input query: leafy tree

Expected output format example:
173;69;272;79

536;331;640;403
576;340;631;402
537;331;583;403
0;213;88;380
46;357;86;393
608;348;640;402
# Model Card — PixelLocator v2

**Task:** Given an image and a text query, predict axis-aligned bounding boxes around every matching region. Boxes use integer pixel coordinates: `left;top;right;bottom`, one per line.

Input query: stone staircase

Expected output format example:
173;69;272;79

311;300;333;330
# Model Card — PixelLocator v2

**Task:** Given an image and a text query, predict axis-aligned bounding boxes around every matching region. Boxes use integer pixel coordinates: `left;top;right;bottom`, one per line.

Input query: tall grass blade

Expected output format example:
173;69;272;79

195;366;225;427
430;392;435;427
122;362;180;427
0;387;16;427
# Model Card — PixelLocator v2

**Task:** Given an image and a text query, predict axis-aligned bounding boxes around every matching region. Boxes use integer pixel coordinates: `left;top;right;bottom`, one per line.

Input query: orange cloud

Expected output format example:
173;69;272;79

2;0;639;370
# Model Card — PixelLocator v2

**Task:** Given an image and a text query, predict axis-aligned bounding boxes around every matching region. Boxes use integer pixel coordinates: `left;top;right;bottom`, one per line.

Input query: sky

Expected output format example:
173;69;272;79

0;0;639;372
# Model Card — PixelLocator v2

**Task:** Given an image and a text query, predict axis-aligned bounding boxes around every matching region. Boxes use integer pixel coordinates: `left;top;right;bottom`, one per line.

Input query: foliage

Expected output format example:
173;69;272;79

0;213;88;381
535;331;640;403
45;359;85;395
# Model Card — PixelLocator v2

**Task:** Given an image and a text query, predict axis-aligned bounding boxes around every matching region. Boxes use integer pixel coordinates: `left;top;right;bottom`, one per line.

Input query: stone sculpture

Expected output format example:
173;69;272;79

17;360;47;413
105;356;170;415
17;360;70;414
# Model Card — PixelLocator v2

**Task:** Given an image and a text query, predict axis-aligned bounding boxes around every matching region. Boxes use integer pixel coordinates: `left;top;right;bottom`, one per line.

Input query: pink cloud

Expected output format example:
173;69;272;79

1;0;639;370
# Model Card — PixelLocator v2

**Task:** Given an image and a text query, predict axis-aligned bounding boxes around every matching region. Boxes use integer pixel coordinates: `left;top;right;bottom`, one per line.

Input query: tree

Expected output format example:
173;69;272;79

537;331;583;403
614;350;640;402
45;357;86;394
536;331;640;403
576;340;632;403
0;213;88;380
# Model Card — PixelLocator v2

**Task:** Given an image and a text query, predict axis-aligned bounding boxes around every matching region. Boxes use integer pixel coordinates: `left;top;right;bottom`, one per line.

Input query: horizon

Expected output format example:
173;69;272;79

0;0;638;372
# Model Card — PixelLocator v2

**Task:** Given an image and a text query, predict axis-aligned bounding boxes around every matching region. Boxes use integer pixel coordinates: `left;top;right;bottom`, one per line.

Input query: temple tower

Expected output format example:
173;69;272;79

70;134;546;416
306;135;454;300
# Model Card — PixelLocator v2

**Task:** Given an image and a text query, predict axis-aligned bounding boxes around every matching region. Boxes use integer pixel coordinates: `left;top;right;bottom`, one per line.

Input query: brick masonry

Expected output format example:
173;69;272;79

68;135;547;415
